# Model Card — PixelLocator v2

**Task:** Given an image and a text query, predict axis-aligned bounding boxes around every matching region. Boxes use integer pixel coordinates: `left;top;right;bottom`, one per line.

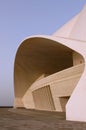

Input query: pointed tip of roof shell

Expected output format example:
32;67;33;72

53;5;86;42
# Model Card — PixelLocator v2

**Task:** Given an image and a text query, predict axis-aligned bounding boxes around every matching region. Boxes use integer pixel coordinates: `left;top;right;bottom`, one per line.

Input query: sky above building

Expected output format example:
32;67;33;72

0;0;86;106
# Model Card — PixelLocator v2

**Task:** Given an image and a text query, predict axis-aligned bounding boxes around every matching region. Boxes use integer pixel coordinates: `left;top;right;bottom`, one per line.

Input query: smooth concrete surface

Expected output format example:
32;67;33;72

32;85;55;111
1;108;86;130
14;38;74;109
14;5;86;122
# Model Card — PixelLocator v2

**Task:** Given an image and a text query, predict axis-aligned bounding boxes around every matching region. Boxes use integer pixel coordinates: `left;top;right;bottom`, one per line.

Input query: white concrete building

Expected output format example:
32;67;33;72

14;5;86;122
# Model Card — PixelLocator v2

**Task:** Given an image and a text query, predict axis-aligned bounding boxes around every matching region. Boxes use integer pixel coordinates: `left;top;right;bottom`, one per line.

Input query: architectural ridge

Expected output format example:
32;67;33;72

53;35;86;43
53;14;79;38
53;4;86;41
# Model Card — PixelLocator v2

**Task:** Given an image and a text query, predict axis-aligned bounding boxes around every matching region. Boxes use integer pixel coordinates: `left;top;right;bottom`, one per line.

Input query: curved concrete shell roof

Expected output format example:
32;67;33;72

14;5;86;122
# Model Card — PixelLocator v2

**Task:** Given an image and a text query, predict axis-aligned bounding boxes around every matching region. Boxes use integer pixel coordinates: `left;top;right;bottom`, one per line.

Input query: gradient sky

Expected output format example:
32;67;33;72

0;0;86;106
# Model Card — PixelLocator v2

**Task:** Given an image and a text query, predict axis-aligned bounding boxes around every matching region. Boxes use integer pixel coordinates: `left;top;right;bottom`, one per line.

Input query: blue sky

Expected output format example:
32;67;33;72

0;0;86;106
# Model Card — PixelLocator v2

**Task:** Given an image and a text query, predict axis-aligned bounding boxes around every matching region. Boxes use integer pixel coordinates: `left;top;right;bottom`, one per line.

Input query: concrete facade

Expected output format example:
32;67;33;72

14;5;86;122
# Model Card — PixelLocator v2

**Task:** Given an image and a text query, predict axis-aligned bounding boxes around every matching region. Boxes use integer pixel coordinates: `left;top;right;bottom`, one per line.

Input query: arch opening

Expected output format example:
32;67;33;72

14;37;85;111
